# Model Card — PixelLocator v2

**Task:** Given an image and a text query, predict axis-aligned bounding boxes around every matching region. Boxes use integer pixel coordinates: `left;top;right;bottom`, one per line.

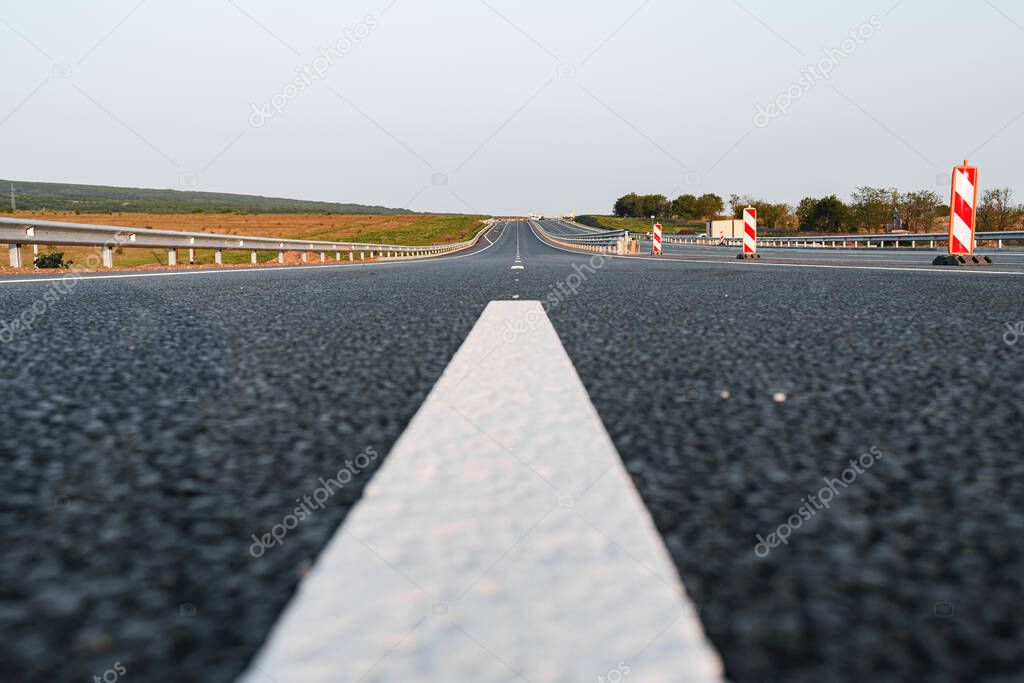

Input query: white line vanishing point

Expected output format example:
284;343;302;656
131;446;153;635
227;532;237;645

239;301;724;683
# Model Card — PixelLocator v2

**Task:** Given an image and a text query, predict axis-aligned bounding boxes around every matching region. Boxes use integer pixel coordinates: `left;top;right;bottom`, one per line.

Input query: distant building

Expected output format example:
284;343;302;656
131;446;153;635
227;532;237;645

705;219;746;239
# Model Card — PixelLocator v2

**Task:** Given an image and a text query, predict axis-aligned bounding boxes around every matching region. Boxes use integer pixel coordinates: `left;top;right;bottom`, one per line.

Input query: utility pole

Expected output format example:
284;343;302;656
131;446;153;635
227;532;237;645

10;183;15;211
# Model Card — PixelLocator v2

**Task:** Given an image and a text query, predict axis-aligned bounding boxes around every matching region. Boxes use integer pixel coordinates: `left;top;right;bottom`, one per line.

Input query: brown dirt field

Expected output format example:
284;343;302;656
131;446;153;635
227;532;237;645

9;212;428;239
2;212;483;270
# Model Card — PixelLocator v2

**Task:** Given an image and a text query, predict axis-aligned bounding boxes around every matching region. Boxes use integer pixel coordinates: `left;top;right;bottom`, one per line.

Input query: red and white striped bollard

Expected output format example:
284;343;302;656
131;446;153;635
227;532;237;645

737;207;760;260
934;160;992;266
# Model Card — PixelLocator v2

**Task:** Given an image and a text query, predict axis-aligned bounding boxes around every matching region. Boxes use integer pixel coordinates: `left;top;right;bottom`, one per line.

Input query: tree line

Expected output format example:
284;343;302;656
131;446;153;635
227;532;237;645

613;193;724;222
613;188;1024;232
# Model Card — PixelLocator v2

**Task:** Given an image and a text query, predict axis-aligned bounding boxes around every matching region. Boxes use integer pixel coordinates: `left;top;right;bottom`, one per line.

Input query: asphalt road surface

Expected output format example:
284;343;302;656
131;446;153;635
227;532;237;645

1;220;1022;682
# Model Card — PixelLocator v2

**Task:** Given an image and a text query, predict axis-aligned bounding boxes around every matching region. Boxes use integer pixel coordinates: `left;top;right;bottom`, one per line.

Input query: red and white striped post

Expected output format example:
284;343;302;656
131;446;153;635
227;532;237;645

652;223;663;255
934;160;992;266
737;207;760;260
949;161;978;254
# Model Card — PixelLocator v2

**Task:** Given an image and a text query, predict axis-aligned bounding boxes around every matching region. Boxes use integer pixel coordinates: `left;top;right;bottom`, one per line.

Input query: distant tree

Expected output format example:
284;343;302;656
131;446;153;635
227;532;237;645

898;190;941;232
729;194;793;229
728;194;753;218
797;195;847;232
638;194;669;218
694;193;724;220
848;187;894;232
762;203;795;230
613;193;641;218
672;194;699;219
978;188;1018;230
796;197;819;229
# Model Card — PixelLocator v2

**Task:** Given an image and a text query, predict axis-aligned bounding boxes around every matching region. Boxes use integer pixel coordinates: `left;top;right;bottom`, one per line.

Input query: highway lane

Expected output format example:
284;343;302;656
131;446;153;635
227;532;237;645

0;221;518;682
2;220;1023;683
540;217;1024;271
618;232;1024;273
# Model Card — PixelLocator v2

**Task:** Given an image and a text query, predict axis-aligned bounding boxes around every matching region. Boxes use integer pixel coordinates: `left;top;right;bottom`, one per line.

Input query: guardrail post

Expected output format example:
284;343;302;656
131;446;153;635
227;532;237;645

998;239;1004;249
359;252;364;260
214;249;223;265
320;252;326;263
102;245;114;268
250;250;258;264
167;248;177;266
278;251;285;264
188;248;195;264
8;243;23;268
301;252;308;263
349;252;354;261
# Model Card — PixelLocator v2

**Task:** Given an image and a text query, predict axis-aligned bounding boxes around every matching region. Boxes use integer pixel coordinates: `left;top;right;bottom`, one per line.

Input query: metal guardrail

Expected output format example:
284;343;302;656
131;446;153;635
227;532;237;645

0;216;492;268
550;219;607;235
655;230;1024;249
532;221;627;253
539;219;630;243
547;229;628;244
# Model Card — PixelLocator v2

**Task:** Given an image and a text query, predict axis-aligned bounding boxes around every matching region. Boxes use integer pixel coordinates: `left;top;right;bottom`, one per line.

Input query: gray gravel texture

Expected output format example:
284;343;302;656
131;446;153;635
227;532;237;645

2;221;1022;682
0;234;509;682
531;222;1024;683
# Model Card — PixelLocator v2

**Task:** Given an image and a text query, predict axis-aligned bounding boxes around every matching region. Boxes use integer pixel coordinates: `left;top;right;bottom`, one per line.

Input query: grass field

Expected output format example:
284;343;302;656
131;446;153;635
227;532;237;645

577;215;705;234
3;212;488;268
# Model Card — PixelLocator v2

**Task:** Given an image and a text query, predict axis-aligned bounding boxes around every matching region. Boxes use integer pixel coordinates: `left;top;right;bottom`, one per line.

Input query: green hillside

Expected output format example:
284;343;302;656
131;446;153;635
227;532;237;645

0;179;411;215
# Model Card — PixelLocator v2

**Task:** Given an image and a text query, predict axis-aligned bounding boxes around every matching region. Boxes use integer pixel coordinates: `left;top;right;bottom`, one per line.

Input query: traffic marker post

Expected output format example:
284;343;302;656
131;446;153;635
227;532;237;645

737;207;760;260
652;223;663;255
934;160;992;266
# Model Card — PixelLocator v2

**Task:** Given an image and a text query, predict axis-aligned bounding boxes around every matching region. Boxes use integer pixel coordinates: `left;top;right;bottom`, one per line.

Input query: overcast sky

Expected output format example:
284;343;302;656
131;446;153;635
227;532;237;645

2;0;1023;216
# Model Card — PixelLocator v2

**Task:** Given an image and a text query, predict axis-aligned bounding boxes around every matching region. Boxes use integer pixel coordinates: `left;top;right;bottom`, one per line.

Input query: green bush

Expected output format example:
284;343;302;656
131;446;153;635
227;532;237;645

33;251;73;269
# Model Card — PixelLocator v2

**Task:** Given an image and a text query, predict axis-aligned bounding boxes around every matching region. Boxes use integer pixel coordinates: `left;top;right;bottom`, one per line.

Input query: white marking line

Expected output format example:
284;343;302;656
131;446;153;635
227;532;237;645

0;223;507;286
530;224;1024;276
239;301;724;683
